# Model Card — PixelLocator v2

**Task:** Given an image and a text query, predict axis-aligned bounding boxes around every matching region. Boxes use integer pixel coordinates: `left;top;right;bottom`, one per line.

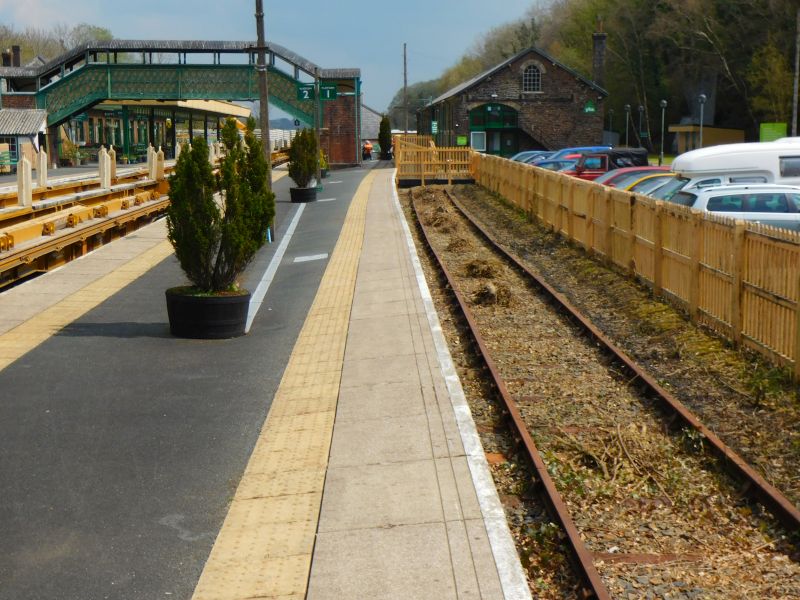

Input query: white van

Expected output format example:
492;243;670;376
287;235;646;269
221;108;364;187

654;141;800;200
667;184;800;231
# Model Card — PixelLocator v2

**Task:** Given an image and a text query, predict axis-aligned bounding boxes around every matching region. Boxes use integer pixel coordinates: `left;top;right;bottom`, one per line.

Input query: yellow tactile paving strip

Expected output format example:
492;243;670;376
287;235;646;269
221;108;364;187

0;171;289;373
0;241;173;371
191;171;376;600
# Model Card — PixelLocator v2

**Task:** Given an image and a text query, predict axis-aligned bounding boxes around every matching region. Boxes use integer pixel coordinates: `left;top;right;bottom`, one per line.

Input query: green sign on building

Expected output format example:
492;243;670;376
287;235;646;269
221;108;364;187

583;100;597;114
431;121;438;134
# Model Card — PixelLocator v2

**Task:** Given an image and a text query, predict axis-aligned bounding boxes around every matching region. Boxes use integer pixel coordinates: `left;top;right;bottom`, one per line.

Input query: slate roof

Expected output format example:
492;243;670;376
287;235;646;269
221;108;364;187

428;47;607;107
0;40;359;80
361;104;383;140
0;109;47;135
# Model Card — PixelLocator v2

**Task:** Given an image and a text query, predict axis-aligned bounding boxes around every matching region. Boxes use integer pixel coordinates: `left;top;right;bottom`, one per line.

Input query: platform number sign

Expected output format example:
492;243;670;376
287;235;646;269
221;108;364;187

320;83;338;100
297;84;315;101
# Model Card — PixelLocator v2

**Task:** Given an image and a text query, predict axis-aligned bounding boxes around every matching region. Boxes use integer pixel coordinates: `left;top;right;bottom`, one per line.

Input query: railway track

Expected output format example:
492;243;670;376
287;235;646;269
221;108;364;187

0;152;288;288
408;186;800;599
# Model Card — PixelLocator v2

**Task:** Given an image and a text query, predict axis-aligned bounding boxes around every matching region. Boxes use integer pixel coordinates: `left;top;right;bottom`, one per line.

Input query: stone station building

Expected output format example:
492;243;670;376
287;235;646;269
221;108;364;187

418;42;608;157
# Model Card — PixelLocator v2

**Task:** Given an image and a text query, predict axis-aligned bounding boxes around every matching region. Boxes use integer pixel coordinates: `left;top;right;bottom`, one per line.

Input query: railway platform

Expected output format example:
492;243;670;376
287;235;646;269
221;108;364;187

0;164;530;599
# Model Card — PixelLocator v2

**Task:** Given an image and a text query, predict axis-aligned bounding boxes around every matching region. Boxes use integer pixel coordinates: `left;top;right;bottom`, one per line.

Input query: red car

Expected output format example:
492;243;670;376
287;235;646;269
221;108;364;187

593;165;671;188
561;148;651;181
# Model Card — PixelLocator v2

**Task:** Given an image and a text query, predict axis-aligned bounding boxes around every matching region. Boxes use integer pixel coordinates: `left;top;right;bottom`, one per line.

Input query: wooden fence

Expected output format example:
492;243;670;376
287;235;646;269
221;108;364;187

471;152;800;376
393;134;434;147
394;138;473;186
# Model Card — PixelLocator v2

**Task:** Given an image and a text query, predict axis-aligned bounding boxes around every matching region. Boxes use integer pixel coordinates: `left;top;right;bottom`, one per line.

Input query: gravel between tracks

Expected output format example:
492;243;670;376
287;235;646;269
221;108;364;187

402;185;800;599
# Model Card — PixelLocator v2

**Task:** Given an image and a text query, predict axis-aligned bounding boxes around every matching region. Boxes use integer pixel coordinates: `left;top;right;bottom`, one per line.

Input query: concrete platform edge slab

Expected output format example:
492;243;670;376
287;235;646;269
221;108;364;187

390;175;532;600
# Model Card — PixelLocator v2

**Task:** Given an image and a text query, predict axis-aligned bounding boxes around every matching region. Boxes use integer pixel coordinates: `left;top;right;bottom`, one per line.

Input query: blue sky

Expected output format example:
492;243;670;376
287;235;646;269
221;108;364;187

0;0;536;111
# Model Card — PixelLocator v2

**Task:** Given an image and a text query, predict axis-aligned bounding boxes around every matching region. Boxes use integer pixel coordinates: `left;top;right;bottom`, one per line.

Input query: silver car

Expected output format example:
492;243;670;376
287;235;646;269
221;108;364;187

668;184;800;230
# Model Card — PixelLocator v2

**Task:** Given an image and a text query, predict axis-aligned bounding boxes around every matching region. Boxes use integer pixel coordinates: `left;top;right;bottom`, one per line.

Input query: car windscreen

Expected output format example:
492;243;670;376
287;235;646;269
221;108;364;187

612;171;659;188
631;177;671;194
669;191;698;207
651;177;687;200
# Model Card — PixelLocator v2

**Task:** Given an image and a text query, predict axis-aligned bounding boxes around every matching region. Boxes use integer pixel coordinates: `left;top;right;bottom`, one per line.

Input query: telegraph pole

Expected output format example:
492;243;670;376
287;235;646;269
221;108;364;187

793;6;799;136
255;0;272;189
403;43;408;133
315;67;321;186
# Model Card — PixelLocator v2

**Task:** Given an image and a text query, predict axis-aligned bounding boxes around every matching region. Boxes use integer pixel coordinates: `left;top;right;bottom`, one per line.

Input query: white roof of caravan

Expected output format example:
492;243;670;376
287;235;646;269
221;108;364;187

672;141;800;174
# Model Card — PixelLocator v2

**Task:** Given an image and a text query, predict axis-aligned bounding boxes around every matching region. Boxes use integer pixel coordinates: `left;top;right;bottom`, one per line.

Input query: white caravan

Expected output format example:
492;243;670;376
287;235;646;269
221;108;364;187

654;141;800;200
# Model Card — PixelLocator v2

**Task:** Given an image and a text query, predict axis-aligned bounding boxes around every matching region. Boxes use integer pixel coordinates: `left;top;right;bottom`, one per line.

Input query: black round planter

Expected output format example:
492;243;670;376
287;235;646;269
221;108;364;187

290;186;318;202
165;288;251;339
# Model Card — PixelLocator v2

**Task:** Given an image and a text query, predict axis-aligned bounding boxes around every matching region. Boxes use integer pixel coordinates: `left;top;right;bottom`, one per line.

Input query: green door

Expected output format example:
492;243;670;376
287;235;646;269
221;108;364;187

469;103;519;158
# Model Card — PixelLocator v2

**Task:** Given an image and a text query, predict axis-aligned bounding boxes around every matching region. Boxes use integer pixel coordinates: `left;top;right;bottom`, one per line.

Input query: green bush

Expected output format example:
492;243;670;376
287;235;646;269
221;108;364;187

166;117;275;292
288;128;318;188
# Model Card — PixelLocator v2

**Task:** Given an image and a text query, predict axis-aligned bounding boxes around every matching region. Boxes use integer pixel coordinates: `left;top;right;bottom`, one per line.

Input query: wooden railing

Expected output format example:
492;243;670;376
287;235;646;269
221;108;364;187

394;139;473;186
393;134;434;147
471;152;800;377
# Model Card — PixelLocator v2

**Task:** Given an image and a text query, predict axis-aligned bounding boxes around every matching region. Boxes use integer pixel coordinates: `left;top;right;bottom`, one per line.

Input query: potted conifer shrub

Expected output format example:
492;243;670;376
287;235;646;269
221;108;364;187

319;148;329;178
378;115;393;160
288;128;318;202
165;117;275;339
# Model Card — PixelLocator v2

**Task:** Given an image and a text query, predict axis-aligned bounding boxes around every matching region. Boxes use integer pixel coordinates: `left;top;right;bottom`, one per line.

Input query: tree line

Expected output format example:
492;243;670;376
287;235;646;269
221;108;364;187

388;0;798;143
0;23;112;66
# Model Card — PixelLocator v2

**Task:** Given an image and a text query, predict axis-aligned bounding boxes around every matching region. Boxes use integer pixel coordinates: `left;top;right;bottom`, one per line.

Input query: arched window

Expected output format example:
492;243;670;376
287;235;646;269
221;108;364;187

522;65;541;92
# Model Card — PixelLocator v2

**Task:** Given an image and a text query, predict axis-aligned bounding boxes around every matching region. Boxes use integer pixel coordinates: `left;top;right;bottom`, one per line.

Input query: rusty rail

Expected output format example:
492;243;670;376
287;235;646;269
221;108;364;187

410;189;610;600
442;189;800;532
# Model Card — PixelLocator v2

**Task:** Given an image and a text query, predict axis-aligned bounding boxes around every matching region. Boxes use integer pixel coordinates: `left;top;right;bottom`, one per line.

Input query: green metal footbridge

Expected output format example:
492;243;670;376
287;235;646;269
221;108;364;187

0;40;360;127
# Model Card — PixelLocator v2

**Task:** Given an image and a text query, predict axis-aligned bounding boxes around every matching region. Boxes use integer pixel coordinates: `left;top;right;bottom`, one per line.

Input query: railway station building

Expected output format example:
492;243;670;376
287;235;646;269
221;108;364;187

417;44;608;157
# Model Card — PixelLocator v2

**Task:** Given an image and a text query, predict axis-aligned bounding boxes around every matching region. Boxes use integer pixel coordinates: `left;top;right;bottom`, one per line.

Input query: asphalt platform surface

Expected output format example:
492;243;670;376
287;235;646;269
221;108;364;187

0;164;377;599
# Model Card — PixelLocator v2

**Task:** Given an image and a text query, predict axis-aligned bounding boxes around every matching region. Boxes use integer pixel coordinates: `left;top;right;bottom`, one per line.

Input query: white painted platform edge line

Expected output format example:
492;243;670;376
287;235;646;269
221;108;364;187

245;204;306;332
390;175;532;600
317;197;337;202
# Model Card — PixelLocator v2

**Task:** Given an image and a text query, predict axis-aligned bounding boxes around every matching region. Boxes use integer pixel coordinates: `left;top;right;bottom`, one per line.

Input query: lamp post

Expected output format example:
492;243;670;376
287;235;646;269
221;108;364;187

624;104;631;147
698;93;707;149
659;99;667;166
607;108;614;136
637;105;644;147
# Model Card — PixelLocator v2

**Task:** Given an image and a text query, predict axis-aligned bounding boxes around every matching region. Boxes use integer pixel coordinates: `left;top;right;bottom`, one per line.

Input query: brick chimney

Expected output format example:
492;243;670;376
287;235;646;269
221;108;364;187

11;45;20;67
592;29;607;88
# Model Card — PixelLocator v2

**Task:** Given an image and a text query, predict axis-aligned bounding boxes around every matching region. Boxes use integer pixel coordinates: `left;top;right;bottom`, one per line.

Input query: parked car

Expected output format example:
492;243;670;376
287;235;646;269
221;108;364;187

532;158;578;171
624;173;675;195
561;148;649;180
510;150;550;162
541;145;612;162
594;165;671;188
666;184;800;230
521;151;554;164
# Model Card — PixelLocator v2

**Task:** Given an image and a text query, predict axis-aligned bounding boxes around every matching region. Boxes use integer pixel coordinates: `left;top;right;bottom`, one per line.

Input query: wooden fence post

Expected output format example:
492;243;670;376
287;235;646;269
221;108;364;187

604;189;614;265
566;179;575;241
585;186;596;254
628;195;637;276
688;209;703;322
653;201;664;296
795;274;800;380
731;220;746;345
